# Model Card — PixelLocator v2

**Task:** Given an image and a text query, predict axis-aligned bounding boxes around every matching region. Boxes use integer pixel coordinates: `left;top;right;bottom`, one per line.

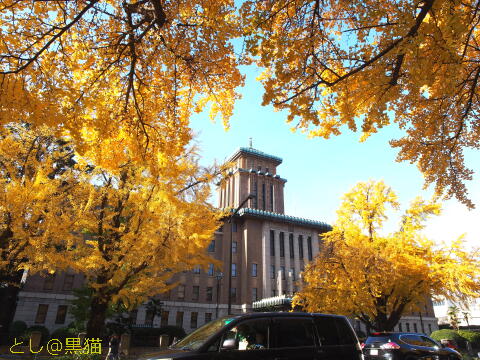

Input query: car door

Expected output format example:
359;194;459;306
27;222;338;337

212;317;275;360
270;317;317;360
314;316;362;360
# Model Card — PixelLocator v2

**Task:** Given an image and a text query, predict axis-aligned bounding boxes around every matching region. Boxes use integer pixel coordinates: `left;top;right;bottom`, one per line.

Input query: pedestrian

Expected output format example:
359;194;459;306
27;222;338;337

106;333;121;360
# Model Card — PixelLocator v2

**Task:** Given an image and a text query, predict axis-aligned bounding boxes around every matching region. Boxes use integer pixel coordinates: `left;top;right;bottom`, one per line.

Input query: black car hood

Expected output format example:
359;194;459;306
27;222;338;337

139;348;194;360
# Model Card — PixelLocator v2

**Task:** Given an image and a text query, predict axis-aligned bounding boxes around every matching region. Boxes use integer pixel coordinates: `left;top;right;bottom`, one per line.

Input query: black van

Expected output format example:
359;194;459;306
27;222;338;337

141;312;363;360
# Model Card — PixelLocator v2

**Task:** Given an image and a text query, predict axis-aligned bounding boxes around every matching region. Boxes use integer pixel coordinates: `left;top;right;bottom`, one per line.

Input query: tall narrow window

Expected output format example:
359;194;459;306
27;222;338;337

280;266;286;280
232;263;237;277
262;183;266;209
252;288;258;302
270;265;275;279
176;311;184;327
191;312;198;328
279;232;285;257
193;265;201;274
55;305;67;324
399;323;403;332
232;241;238;253
205;313;212;324
192;286;199;300
290;268;296;281
206;287;213;301
43;273;56;291
270;230;275;256
253;182;258;208
230;288;237;302
35;304;49;324
252;263;258;277
298;235;304;259
144;309;154;326
63;274;75;291
307;237;313;260
161;311;169;327
270;184;274;211
207;263;214;276
208;240;215;252
289;234;294;259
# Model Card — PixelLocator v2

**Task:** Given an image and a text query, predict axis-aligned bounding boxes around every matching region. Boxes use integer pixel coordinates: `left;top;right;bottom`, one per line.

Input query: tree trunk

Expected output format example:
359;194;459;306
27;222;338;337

0;270;22;339
86;295;109;339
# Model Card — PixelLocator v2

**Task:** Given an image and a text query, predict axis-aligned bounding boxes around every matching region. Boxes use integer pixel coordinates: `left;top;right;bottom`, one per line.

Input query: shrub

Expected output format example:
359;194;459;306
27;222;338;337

23;325;50;344
458;330;480;348
430;329;464;348
8;320;27;340
51;327;76;342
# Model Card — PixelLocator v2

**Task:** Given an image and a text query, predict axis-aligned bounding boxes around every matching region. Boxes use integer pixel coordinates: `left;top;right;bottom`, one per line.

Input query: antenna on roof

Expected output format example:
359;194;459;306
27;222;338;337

249;137;253;148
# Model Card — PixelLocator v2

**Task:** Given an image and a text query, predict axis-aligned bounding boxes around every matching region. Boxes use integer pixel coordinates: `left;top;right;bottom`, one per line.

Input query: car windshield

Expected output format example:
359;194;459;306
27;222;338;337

171;316;237;351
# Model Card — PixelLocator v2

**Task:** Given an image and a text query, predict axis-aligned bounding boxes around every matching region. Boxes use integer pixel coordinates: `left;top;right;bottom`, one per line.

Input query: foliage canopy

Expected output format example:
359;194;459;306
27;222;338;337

293;181;480;331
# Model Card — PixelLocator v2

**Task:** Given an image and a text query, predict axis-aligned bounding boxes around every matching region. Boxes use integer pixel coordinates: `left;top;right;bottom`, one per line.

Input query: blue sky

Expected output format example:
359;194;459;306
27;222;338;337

190;65;480;248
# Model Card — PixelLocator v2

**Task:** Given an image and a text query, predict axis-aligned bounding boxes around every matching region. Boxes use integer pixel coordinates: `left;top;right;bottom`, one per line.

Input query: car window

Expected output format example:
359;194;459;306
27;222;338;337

400;334;424;346
421;336;440;348
365;336;391;344
315;317;341;345
222;319;269;351
335;318;357;345
273;318;315;348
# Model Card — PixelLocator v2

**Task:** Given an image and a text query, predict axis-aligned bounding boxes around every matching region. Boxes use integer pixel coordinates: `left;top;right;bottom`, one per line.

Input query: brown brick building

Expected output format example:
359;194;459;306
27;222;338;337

12;146;438;335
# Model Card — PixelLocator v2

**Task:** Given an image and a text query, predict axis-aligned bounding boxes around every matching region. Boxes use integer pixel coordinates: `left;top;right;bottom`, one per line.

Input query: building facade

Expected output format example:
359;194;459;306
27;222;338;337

12;146;439;335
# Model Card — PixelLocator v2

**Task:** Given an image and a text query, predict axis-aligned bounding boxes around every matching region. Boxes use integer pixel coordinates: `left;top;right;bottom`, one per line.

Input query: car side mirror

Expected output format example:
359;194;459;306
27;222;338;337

221;338;237;350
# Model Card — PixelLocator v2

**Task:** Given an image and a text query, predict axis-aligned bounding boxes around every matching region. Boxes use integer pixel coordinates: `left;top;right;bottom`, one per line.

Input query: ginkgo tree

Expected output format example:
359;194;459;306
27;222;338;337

293;180;480;331
241;0;480;208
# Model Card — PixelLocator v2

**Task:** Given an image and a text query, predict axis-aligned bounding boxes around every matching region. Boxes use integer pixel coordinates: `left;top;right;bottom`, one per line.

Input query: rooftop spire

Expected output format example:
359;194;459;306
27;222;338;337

249;137;253;148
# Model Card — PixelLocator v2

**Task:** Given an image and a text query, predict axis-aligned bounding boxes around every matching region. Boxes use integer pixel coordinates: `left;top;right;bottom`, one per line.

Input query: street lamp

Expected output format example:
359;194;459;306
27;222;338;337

215;271;223;318
227;194;254;315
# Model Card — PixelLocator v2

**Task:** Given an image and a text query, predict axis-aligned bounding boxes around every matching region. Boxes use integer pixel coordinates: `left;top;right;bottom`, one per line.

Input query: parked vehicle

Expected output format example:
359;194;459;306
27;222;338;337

141;312;363;360
362;332;462;360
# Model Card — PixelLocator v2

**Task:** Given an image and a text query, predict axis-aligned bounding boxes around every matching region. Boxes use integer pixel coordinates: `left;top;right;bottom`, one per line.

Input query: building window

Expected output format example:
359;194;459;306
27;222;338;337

281;266;286;280
279;232;285;257
207;263;214;276
232;241;238;253
289;234;294;259
270;184;274;210
298;235;304;259
398;323;403;331
145;309;155;326
63;274;75;291
428;324;432;334
208;240;215;252
252;263;257;277
55;305;67;324
43;273;56;291
307;236;313;261
35;304;49;324
161;311;169;327
270;230;275;256
290;268;296;281
230;288;237;302
413;323;418;332
406;323;410;332
176;311;184;327
253;182;258;208
271;289;277;297
232;263;237;277
232;222;237;232
270;265;275;279
191;312;198;328
262;183;266;209
177;285;185;300
205;312;212;324
192;286;199;301
193;265;201;274
129;310;138;325
206;287;213;301
252;288;258;302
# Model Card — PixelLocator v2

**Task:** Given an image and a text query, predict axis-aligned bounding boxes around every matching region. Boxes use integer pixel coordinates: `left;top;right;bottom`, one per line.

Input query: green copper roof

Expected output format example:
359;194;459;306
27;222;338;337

237;208;332;232
228;147;283;165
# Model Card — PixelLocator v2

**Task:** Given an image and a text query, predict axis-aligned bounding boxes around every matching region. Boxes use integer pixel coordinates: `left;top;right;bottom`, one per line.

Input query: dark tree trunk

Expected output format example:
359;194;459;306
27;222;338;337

0;270;23;341
86;295;110;339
